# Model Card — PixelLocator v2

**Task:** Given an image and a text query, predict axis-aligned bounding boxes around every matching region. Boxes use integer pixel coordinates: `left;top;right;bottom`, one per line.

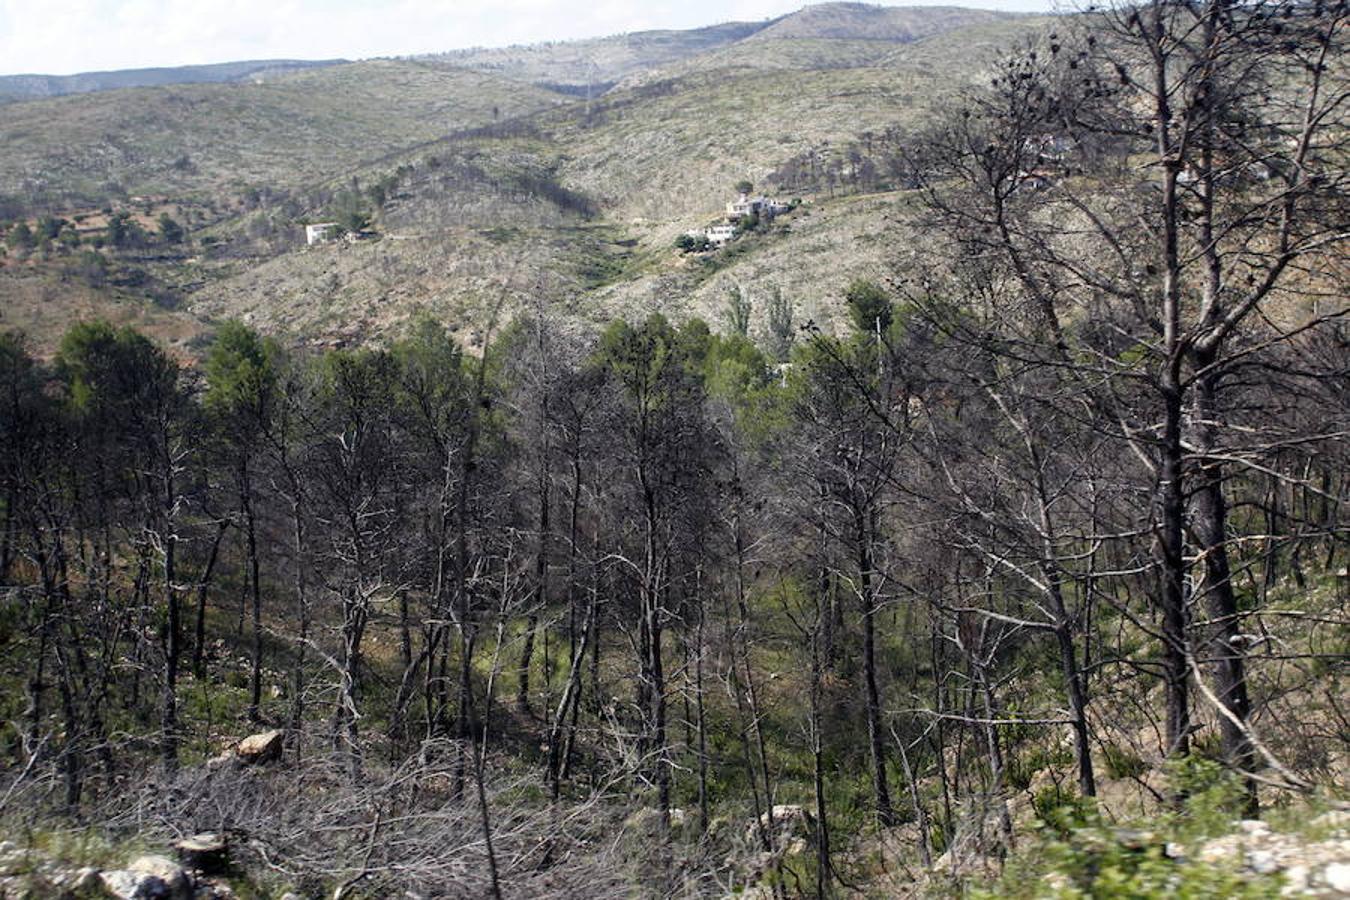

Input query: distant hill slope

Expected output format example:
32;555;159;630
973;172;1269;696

877;13;1058;76
0;60;566;207
0;59;346;104
437;5;1017;92
0;3;1065;351
745;3;1010;42
425;21;770;92
613;5;1020;88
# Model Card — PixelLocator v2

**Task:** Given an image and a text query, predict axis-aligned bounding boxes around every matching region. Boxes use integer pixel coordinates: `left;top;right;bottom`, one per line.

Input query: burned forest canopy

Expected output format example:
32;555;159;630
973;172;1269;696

0;2;1347;898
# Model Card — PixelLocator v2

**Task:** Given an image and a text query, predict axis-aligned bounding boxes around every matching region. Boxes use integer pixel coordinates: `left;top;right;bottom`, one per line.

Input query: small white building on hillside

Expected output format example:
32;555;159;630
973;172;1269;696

726;193;792;221
306;222;339;245
705;224;738;245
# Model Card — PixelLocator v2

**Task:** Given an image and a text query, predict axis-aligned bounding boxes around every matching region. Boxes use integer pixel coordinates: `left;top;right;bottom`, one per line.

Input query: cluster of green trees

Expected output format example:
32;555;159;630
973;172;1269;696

0;254;1340;890
321;168;412;237
674;232;711;254
1;211;186;258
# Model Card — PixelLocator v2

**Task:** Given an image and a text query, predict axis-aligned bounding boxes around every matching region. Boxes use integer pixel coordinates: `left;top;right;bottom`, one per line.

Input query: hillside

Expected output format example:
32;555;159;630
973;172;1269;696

877;12;1060;75
425;4;1012;91
0;60;566;209
0;4;1057;354
0;59;346;104
428;21;771;91
746;2;1009;42
0;2;1060;360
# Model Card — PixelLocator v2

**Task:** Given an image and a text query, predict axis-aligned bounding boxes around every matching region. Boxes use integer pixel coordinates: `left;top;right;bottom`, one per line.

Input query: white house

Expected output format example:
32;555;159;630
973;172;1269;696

705;224;738;245
306;222;339;245
725;193;793;222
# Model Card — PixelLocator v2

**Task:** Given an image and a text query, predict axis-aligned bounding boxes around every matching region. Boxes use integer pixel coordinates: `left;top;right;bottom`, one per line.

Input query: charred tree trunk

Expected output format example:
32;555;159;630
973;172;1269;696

192;519;228;679
1191;355;1256;811
856;507;895;827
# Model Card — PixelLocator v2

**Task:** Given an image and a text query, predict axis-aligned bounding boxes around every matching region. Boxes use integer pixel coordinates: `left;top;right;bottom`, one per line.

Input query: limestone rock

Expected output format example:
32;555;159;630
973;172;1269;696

101;855;193;900
67;866;101;892
1247;848;1279;875
1323;862;1350;893
1282;864;1311;896
746;804;813;845
234;729;284;765
1238;819;1271;837
0;840;25;877
1191;817;1350;896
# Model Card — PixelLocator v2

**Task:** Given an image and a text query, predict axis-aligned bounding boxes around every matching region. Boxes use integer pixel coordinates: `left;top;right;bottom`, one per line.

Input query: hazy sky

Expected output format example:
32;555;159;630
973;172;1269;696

0;0;1059;76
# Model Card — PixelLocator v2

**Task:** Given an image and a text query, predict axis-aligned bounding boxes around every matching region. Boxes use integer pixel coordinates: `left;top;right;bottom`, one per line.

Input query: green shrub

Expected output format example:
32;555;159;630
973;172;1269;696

1102;744;1148;780
1165;756;1249;839
1008;745;1075;791
1031;785;1098;837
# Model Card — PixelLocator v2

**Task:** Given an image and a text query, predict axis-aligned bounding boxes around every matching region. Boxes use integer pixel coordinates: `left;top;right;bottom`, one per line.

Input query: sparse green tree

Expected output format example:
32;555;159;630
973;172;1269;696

36;216;68;240
5;222;33;251
157;213;185;245
675;233;710;253
107;212;147;249
57;321;189;772
329;189;372;235
764;285;795;362
844;278;892;336
722;284;751;337
204;321;278;717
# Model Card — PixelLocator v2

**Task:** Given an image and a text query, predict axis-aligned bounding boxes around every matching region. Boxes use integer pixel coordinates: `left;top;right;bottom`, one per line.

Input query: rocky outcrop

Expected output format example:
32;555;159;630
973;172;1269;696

100;855;194;899
0;840;103;899
234;729;284;765
745;804;813;851
0;840;233;900
1188;812;1350;897
208;729;285;770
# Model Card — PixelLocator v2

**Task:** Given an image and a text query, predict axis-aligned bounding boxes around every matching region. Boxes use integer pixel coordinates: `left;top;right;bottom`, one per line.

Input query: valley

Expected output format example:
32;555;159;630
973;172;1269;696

0;4;1051;355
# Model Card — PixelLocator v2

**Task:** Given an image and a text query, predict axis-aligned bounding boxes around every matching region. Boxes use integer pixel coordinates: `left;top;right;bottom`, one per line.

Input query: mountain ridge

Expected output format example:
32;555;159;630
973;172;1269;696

0;58;349;104
0;4;1026;103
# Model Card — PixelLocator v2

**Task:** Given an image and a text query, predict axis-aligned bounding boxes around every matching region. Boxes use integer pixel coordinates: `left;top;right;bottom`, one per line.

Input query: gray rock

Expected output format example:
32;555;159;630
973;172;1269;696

205;752;237;772
1281;863;1309;896
102;855;193;899
1246;849;1280;875
1323;862;1350;893
0;841;25;876
101;869;148;899
50;866;101;892
746;804;813;845
234;729;284;765
1312;811;1350;835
